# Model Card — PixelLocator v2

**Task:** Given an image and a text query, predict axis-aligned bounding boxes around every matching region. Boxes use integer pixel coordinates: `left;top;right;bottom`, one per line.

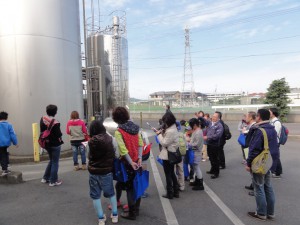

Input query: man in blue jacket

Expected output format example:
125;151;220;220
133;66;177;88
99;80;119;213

0;111;18;175
204;112;224;179
245;109;278;221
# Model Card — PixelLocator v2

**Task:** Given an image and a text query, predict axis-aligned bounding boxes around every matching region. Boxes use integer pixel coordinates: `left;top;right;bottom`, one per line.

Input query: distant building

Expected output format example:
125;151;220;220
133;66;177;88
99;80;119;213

149;91;206;106
287;88;300;104
205;92;245;103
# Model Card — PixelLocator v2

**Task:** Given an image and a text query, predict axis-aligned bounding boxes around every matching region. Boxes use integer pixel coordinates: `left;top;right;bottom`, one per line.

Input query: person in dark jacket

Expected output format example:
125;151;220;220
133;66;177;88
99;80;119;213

245;109;278;221
204;112;224;179
40;104;63;187
88;120;118;224
215;111;227;169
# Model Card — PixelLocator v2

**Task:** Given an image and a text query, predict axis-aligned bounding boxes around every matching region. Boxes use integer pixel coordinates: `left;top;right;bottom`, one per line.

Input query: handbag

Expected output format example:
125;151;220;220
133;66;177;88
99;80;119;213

167;147;182;165
238;133;246;147
251;128;273;175
156;156;163;166
133;169;149;200
113;158;128;182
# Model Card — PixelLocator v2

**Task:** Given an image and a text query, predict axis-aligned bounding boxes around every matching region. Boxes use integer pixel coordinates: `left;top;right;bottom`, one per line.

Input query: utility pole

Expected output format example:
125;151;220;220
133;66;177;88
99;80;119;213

181;27;195;107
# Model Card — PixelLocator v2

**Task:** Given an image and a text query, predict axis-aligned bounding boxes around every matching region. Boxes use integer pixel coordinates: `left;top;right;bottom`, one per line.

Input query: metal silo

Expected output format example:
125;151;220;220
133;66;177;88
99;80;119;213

0;0;83;156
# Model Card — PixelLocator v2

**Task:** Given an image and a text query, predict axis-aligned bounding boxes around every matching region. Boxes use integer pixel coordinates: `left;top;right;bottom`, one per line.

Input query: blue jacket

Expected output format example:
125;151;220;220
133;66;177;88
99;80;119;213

206;120;224;146
0;121;18;147
246;121;279;172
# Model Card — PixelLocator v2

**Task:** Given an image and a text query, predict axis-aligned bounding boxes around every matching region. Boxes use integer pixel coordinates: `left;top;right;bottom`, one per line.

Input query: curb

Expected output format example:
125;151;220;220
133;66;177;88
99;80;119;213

9;149;73;164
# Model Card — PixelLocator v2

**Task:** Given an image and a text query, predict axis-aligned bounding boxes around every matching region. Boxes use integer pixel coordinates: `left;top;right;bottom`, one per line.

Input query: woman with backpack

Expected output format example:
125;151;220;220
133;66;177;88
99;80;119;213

66;111;88;171
187;118;204;191
112;107;143;220
40;104;63;187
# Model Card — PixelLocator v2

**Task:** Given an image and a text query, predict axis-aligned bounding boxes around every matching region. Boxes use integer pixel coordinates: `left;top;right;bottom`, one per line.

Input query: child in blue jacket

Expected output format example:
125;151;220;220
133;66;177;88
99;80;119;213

0;111;18;175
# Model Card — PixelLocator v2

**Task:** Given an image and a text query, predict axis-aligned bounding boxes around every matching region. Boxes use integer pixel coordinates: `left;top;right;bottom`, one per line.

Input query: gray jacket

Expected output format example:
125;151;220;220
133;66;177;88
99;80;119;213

158;124;179;160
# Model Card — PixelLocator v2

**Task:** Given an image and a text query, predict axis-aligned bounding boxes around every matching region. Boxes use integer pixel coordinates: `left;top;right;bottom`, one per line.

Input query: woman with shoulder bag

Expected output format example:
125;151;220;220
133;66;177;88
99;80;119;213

156;112;180;199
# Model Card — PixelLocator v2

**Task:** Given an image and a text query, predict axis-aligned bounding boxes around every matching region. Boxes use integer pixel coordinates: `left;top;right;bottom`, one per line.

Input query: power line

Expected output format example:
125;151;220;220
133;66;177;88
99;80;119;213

128;34;300;61
131;6;300;43
129;50;300;70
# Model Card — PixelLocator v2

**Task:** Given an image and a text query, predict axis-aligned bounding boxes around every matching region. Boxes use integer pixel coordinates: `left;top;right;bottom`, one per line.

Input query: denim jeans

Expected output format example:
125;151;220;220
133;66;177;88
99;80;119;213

43;146;61;183
89;173;115;199
252;171;275;216
71;143;86;166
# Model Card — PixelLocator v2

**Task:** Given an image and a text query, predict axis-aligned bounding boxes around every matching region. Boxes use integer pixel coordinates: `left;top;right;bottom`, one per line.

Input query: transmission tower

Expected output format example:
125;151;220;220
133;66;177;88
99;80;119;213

181;27;195;107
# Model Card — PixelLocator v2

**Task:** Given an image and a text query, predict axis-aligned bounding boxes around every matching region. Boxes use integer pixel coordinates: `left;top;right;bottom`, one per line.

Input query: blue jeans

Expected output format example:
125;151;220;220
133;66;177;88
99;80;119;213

252;171;275;216
43;146;61;183
89;173;115;199
71;143;86;165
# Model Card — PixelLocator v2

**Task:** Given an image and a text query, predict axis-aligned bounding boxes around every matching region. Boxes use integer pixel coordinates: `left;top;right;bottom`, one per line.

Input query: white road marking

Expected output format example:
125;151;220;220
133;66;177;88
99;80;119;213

204;183;246;225
149;151;179;225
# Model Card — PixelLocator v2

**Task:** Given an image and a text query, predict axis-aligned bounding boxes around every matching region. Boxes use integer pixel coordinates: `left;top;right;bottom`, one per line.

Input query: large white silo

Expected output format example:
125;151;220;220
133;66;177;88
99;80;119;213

0;0;83;156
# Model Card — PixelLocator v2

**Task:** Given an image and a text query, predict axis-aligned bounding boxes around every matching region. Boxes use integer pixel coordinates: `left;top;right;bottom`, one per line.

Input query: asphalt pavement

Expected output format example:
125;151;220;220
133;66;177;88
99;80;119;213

1;121;300;225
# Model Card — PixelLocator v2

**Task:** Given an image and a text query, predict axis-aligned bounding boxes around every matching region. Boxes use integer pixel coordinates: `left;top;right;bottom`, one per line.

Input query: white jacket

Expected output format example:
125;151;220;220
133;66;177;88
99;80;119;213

158;124;179;160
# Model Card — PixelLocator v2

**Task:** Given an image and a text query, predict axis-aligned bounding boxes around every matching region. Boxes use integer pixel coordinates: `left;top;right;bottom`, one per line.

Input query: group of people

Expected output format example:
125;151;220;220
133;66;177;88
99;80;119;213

0;104;285;223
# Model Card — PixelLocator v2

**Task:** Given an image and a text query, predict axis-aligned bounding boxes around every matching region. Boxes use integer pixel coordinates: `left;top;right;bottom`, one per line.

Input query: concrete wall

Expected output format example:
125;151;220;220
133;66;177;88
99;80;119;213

130;112;300;123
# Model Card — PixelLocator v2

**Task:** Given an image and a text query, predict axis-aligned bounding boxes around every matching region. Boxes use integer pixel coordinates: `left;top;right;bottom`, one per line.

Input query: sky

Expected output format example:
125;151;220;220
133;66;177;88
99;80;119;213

80;0;300;99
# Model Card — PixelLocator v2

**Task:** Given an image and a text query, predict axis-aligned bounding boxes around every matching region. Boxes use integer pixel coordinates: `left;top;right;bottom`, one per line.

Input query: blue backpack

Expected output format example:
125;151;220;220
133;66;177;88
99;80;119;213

273;120;289;145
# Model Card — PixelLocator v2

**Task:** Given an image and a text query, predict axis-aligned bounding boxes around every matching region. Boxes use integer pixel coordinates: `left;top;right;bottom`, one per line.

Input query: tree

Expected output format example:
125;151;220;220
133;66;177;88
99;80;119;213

265;78;291;121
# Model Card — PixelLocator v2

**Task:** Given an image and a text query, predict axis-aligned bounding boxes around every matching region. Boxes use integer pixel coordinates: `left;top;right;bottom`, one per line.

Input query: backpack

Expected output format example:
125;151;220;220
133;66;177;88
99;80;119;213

273;120;289;145
223;123;232;140
178;132;187;156
38;119;55;148
251;128;273;174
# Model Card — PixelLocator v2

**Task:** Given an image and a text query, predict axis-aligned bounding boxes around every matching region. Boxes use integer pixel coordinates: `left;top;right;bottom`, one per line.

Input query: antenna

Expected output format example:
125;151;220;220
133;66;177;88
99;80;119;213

180;27;195;107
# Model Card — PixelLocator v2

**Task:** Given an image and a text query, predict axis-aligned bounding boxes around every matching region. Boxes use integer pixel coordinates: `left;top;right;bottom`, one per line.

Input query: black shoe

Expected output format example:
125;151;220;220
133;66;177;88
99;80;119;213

192;178;204;191
211;175;219;179
121;207;137;220
219;166;226;169
245;185;254;190
206;171;213;174
248;191;254;196
173;192;179;198
162;193;173;199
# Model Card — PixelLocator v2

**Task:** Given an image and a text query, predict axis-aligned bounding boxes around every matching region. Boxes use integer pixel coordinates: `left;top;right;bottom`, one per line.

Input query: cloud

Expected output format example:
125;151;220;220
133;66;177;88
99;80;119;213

283;55;300;63
102;0;131;8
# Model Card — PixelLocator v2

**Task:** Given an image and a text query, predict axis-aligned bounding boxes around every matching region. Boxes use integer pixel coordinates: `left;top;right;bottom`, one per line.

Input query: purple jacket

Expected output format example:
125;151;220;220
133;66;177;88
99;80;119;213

246;121;279;172
206;120;224;146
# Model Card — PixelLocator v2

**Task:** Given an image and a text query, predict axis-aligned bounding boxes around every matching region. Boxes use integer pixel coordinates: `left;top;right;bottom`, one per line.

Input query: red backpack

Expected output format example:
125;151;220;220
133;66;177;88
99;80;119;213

38;119;55;148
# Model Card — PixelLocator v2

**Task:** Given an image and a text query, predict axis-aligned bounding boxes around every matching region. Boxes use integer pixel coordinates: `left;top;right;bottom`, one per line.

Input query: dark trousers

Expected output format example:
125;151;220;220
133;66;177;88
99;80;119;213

163;160;179;192
207;145;220;176
275;150;282;175
0;146;9;171
218;144;226;168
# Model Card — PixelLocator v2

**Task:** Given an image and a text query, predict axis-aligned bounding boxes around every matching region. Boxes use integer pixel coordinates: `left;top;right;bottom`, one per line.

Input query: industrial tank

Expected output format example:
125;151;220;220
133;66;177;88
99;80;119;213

0;0;83;156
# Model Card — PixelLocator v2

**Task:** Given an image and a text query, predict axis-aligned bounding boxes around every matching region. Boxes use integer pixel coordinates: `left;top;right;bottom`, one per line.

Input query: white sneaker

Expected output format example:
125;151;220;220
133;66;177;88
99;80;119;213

41;178;49;183
49;180;62;187
111;214;118;223
98;215;106;225
1;170;11;176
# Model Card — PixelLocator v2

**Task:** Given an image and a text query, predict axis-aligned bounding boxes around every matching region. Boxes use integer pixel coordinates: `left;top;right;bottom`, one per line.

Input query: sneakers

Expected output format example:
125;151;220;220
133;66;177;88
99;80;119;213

111;214;118;223
49;180;62;187
267;214;275;220
98;215;106;225
41;178;49;184
74;165;80;171
1;170;11;176
247;212;266;221
82;164;87;170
